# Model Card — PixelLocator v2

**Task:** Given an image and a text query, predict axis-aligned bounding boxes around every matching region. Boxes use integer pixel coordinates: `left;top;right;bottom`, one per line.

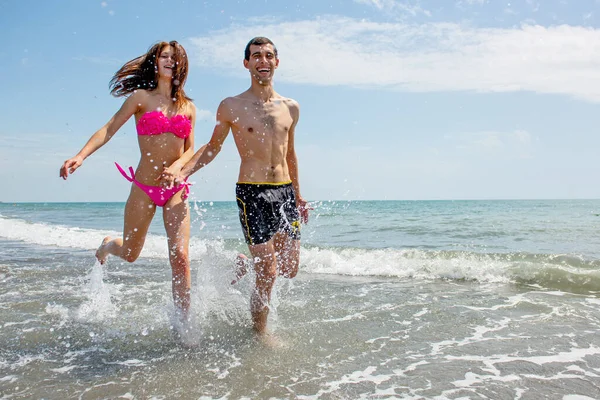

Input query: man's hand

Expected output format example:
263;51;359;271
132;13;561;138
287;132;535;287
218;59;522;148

158;165;179;189
296;196;312;224
159;165;187;189
59;155;84;180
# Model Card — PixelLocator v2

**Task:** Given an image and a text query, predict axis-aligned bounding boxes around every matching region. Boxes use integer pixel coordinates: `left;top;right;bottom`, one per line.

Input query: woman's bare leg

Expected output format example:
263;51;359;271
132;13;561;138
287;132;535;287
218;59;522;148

163;189;191;317
96;186;156;264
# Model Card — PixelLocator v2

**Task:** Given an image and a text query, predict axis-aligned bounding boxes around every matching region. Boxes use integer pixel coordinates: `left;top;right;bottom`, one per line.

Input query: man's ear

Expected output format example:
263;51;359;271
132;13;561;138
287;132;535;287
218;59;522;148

243;59;249;69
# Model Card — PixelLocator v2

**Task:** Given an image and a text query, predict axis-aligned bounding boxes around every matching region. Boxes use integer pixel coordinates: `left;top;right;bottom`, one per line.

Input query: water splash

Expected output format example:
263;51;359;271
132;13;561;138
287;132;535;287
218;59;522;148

75;261;118;323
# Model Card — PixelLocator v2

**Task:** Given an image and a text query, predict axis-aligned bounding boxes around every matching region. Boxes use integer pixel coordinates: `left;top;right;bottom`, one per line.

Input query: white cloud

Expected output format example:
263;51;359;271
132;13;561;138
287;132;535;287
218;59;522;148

195;108;214;121
456;0;487;6
355;0;389;10
187;17;600;102
525;0;540;12
355;0;432;17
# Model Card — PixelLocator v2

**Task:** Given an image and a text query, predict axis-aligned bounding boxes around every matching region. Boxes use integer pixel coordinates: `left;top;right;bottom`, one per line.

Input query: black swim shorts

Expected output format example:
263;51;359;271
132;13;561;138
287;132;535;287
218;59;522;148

235;181;301;245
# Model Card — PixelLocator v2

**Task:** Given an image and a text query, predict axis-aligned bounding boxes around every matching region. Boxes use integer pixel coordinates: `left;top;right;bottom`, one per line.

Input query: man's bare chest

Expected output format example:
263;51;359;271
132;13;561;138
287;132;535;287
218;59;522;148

234;102;292;136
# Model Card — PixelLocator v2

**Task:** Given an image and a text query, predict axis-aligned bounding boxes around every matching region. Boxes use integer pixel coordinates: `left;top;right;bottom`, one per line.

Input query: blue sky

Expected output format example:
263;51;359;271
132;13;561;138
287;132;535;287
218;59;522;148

1;0;600;202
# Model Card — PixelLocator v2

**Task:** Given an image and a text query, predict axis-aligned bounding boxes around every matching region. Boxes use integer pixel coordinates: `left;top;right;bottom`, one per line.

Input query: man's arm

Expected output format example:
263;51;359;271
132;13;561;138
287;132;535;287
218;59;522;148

285;100;310;223
179;99;233;180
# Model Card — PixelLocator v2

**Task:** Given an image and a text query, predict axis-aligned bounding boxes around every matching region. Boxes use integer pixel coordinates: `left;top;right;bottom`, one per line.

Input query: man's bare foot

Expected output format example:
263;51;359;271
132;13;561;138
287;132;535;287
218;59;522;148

256;331;287;349
231;253;250;285
95;236;111;265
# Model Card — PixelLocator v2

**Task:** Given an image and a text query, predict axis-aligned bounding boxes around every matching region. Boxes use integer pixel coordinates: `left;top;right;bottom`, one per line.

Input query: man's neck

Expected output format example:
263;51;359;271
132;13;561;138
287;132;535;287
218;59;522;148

249;81;276;103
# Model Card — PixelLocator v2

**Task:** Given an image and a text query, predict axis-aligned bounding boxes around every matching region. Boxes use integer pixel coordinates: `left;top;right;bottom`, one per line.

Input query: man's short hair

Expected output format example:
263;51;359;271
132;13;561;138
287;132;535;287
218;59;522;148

244;37;278;61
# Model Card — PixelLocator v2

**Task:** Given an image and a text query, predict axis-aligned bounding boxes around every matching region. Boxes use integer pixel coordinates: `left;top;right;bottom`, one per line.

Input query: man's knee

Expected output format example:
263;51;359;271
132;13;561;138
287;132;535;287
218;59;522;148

252;255;276;280
280;257;299;278
277;241;300;277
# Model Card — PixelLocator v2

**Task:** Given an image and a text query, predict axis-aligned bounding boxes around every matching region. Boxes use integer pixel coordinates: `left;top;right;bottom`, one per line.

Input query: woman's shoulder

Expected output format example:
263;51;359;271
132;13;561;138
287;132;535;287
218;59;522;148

124;89;151;107
130;89;152;100
182;100;197;118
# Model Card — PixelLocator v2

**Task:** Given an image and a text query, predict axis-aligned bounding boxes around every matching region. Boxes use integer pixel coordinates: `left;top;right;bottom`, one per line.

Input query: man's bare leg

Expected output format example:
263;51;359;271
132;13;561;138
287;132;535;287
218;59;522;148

273;231;300;278
232;253;251;285
232;232;299;284
248;241;277;335
95;187;156;265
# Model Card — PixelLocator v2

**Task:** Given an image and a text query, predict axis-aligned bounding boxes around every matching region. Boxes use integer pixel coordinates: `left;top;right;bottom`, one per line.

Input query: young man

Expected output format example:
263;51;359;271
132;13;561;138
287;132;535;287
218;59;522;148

163;37;309;336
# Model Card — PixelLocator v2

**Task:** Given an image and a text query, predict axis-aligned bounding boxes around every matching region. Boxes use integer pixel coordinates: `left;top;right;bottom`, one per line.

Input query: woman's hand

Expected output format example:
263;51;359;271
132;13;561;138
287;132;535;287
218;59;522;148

159;164;184;189
59;155;84;180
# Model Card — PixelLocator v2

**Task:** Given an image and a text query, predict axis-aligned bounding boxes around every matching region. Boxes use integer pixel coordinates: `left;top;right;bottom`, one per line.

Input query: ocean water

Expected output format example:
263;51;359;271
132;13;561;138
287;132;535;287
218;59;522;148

1;199;600;399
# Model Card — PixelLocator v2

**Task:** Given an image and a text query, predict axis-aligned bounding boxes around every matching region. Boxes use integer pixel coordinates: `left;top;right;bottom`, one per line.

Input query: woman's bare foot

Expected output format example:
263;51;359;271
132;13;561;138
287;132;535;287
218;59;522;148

231;253;251;285
95;236;111;265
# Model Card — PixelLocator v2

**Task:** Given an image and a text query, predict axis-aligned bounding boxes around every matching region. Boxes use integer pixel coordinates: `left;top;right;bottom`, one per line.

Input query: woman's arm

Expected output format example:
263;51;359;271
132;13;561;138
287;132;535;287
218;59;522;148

59;91;143;179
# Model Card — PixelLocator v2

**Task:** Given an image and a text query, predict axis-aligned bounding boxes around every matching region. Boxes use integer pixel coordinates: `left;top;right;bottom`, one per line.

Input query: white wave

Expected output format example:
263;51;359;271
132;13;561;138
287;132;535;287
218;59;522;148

301;247;514;283
0;215;211;260
301;246;600;290
3;215;599;289
0;215;121;251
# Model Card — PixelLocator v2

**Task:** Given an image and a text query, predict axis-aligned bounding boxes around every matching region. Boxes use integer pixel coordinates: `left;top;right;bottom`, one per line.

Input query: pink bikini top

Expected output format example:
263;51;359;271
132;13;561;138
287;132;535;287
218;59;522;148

136;110;192;139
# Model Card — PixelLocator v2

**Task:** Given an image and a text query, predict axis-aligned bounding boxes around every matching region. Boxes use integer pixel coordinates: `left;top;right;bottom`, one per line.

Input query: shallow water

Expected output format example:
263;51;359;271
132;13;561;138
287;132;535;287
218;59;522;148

1;200;600;398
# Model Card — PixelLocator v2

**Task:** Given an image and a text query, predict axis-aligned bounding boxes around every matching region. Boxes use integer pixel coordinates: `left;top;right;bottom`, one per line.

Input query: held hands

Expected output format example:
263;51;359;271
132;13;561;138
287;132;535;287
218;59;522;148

59;155;84;180
296;196;312;224
158;164;186;189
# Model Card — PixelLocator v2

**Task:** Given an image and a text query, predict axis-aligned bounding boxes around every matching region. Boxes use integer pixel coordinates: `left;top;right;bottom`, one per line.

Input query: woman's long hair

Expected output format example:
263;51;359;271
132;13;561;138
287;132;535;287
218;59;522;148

109;41;191;110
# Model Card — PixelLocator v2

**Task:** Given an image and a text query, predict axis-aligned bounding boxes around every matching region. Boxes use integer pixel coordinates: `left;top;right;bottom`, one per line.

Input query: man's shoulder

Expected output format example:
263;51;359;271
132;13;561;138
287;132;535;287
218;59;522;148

216;95;246;120
272;93;298;106
279;96;300;116
281;96;299;108
220;93;247;106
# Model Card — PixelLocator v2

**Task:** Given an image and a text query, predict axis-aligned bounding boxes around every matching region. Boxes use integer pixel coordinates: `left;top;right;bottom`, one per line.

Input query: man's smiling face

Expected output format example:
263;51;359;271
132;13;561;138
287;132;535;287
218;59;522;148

244;43;279;85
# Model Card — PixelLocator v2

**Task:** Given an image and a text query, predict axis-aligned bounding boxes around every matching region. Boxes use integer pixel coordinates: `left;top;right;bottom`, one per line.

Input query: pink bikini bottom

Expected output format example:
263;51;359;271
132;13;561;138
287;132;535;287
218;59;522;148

115;163;189;207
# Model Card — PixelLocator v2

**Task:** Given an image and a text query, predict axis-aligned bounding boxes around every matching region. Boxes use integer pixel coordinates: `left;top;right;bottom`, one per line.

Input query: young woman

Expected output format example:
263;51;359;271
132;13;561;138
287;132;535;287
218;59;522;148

59;41;198;318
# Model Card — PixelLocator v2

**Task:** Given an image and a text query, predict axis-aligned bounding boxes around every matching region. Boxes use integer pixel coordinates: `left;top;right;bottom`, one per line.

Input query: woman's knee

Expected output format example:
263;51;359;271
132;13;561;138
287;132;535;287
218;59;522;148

123;251;140;263
169;248;189;268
